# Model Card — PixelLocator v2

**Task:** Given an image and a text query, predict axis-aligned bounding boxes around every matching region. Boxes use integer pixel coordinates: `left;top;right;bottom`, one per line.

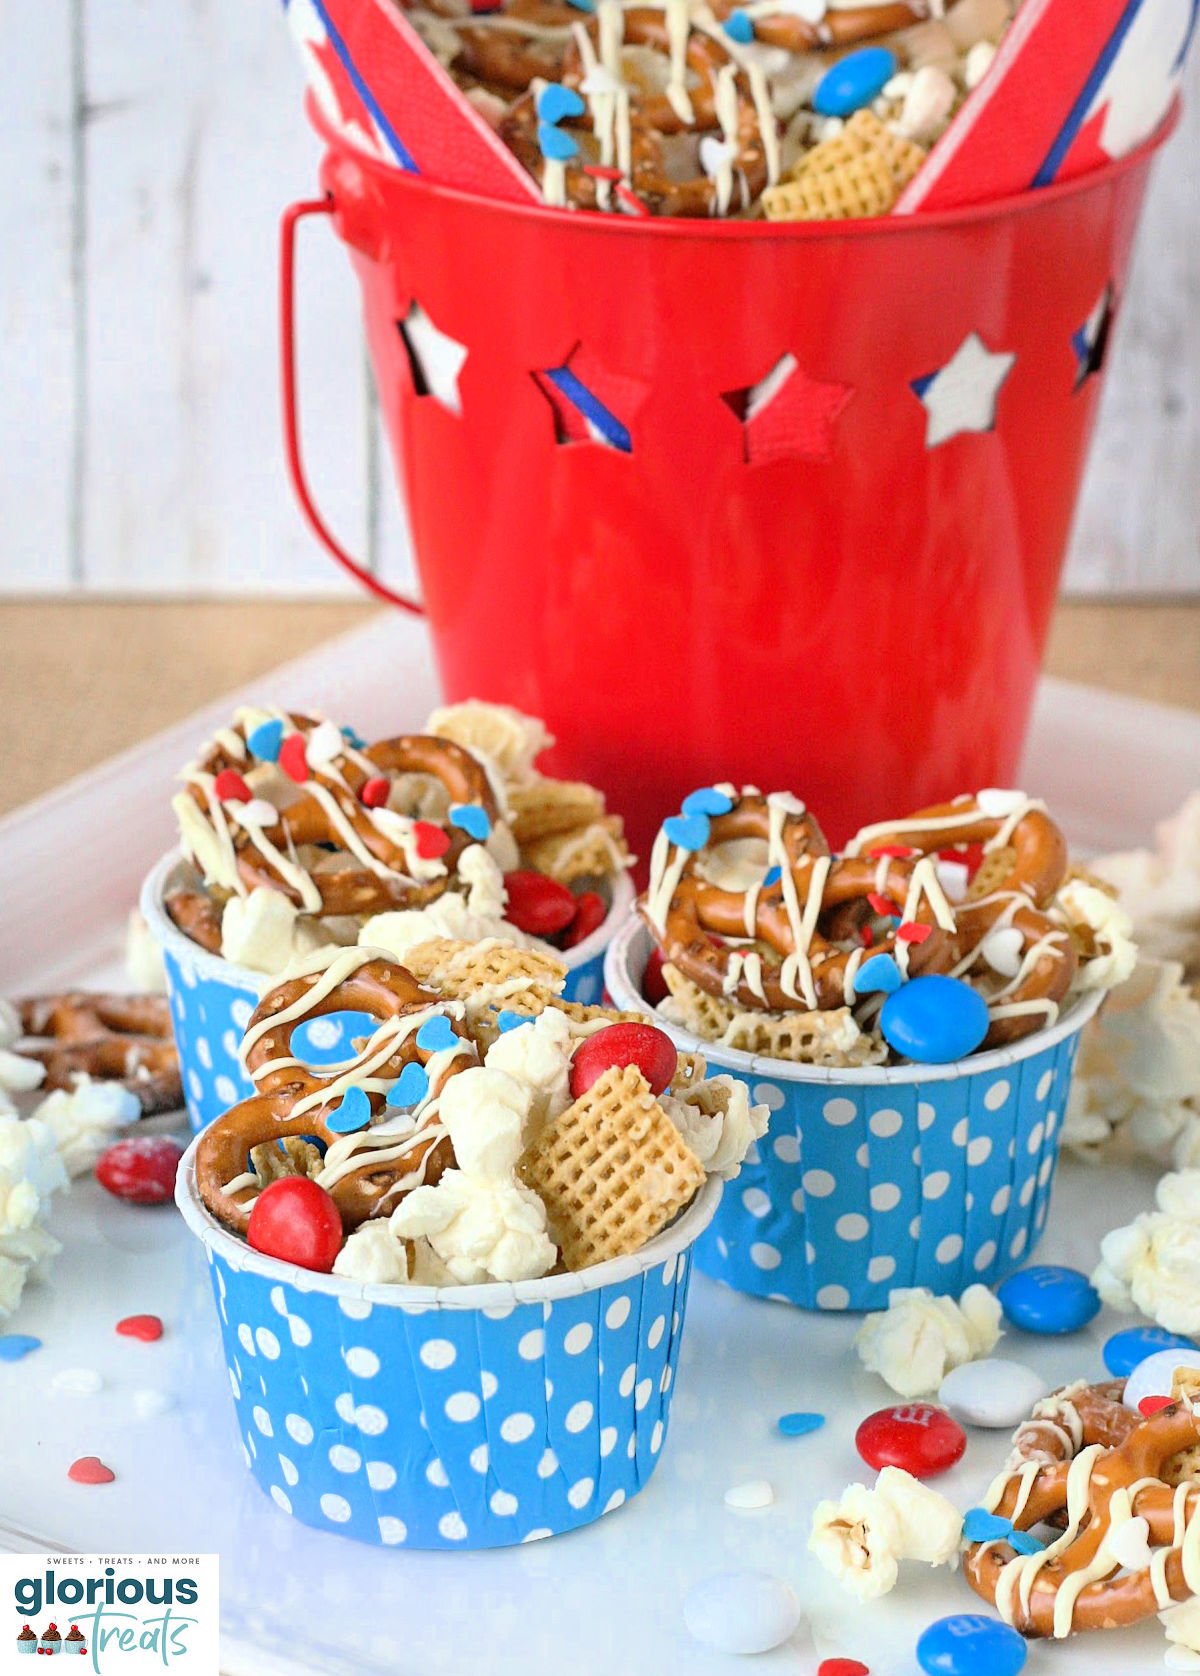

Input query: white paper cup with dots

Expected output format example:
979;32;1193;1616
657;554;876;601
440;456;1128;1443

176;1139;720;1549
141;851;634;1134
605;917;1102;1312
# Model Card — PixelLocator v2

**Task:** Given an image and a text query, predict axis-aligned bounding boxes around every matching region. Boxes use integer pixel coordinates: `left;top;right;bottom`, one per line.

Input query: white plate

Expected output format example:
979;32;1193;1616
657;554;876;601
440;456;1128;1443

2;616;1198;1676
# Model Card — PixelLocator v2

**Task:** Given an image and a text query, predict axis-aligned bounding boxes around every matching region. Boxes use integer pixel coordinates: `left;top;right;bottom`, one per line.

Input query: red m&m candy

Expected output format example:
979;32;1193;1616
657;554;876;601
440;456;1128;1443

642;947;669;1006
569;1021;677;1099
563;890;606;948
503;870;578;936
360;776;391;809
855;1403;966;1479
95;1137;183;1206
247;1178;344;1273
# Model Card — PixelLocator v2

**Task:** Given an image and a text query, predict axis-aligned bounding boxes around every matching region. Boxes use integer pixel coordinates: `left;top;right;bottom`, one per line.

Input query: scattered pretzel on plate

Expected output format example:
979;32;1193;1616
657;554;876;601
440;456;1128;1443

17;992;181;1116
965;1378;1200;1639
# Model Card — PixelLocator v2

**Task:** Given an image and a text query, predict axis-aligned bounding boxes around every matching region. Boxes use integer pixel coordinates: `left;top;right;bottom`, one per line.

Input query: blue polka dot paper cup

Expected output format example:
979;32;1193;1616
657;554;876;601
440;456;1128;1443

175;1142;720;1550
605;919;1102;1312
140;852;635;1134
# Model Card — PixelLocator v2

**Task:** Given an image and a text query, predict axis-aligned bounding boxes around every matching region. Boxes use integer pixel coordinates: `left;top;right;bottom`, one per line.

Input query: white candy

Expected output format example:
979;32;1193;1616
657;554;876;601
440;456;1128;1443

304;720;346;768
132;1388;175;1419
976;787;1027;818
683;1572;802;1656
50;1367;103;1396
981;927;1024;977
1123;1347;1200;1412
724;1480;774;1512
938;1358;1048;1428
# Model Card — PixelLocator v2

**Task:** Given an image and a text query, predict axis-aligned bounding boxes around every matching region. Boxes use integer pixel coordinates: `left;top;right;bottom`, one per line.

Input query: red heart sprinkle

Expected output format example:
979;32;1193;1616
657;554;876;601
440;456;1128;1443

867;891;902;918
866;845;913;860
213;769;253;804
68;1456;115;1486
360;776;390;809
116;1314;163;1343
859;925;874;947
819;1662;870;1676
583;164;623;182
413;821;451;860
897;922;933;944
1139;1395;1175;1417
279;733;309;784
563;890;607;949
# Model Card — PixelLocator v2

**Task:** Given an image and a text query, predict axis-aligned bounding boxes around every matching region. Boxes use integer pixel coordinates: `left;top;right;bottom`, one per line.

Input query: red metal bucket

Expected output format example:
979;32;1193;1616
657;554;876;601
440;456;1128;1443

282;98;1173;859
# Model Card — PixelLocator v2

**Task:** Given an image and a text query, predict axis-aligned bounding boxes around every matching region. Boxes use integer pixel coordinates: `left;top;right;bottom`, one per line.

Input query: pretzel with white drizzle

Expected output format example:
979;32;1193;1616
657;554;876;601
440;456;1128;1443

965;1390;1200;1638
645;793;957;1013
194;954;472;1236
845;797;1078;1045
500;9;771;216
174;712;499;924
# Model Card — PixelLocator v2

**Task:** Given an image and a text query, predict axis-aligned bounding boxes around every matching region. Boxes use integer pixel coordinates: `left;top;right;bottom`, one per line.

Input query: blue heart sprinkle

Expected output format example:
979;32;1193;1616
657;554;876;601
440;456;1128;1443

723;9;755;42
763;865;782;887
0;1334;42;1362
855;952;903;995
326;1085;372;1135
496;1010;532;1035
566;0;595;11
416;1014;458;1054
1009;1529;1045;1556
387;1061;430;1111
449;802;492;842
538;122;579;163
682;786;735;818
777;1410;825;1437
247;718;284;762
341;725;367;750
962;1507;1012;1544
537;83;586;125
664;812;710;852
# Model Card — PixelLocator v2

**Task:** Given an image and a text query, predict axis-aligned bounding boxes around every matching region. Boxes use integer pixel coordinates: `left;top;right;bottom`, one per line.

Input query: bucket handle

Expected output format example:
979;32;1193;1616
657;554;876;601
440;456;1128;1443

279;195;425;615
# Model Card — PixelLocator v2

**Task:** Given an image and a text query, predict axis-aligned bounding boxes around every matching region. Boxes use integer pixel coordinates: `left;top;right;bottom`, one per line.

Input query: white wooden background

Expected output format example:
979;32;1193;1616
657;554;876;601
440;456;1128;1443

1;1;1197;598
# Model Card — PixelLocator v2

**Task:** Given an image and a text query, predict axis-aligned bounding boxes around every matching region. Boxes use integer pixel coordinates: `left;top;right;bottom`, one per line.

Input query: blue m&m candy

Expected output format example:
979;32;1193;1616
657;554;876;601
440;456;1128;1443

1104;1325;1199;1377
880;974;989;1063
917;1615;1027;1676
997;1266;1101;1336
812;46;896;118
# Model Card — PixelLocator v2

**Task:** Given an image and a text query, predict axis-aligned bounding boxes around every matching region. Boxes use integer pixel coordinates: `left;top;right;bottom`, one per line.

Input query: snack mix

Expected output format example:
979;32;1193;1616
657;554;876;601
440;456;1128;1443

194;940;767;1284
640;786;1136;1064
404;0;1019;217
167;700;629;977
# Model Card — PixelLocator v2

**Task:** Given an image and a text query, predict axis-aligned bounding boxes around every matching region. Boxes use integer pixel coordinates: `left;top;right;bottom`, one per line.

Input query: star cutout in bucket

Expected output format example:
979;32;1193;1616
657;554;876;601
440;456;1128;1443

398;303;468;415
532;344;649;453
911;332;1016;448
1072;285;1117;389
721;354;854;465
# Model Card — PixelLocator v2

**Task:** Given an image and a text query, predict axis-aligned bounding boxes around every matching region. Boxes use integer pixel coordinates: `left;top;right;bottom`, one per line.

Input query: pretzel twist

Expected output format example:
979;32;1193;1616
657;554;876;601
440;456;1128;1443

847;799;1077;1046
177;713;499;921
709;0;926;51
965;1385;1200;1639
194;952;474;1236
17;992;181;1116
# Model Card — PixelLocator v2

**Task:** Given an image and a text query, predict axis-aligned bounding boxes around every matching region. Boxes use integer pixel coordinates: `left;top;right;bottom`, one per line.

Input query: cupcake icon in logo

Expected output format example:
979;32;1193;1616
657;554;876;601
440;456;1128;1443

40;1622;61;1656
64;1626;86;1656
16;1623;36;1656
